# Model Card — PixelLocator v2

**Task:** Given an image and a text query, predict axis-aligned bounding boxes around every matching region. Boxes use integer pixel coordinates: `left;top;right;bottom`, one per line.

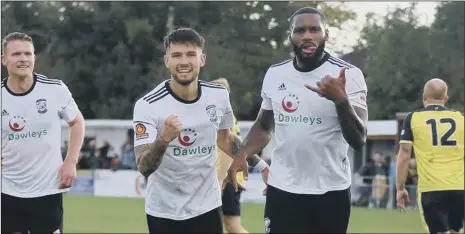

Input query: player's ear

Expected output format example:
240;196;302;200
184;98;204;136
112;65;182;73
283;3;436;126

1;54;5;66
324;28;329;42
444;95;449;104
164;54;169;68
200;54;206;67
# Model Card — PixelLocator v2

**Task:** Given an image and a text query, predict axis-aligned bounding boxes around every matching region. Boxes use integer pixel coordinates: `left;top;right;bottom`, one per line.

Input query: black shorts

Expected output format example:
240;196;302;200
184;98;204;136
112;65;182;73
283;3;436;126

420;190;464;233
1;193;64;234
221;183;242;216
264;185;351;233
146;207;223;233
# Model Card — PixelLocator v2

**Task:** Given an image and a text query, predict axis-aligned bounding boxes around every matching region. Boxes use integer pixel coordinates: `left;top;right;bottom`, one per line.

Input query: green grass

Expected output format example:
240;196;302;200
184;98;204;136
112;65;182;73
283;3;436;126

63;195;425;233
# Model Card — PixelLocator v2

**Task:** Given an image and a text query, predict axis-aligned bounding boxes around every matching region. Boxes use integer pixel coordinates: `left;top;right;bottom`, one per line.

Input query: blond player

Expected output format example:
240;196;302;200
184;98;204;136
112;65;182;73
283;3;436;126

213;78;249;234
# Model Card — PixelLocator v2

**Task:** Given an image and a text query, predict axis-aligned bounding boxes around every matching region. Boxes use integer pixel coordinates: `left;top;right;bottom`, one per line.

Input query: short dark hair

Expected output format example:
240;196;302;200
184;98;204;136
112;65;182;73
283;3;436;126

288;7;327;26
2;32;33;52
163;28;205;51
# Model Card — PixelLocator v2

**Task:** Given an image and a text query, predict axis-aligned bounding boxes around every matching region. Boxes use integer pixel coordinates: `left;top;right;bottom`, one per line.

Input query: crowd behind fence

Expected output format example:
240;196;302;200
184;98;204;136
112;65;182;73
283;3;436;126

66;134;418;211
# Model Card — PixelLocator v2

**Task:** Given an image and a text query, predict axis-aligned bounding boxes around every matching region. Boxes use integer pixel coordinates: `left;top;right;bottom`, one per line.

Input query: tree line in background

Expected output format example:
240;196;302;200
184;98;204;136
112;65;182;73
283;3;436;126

1;1;463;120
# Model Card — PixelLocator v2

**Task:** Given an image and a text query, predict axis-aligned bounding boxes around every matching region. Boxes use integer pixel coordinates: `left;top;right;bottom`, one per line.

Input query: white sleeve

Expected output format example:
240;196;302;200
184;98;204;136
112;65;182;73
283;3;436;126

219;90;235;130
132;100;158;147
346;68;368;111
260;69;273;110
58;81;79;122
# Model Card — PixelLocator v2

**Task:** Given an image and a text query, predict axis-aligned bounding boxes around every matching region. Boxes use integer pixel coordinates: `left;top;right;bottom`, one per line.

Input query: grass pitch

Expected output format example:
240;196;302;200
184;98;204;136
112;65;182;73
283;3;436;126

63;195;425;233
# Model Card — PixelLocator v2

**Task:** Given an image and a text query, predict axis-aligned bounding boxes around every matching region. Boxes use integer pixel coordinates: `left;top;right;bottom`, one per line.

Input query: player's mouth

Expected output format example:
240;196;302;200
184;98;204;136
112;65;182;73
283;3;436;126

16;65;30;68
301;43;317;54
177;69;192;73
177;66;193;73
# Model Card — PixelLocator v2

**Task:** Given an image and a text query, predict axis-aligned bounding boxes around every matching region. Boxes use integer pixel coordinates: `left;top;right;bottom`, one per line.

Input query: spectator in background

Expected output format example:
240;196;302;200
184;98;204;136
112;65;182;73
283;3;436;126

406;158;418;210
97;140;114;169
79;139;97;169
117;135;137;170
389;154;398;209
371;152;389;208
358;152;388;207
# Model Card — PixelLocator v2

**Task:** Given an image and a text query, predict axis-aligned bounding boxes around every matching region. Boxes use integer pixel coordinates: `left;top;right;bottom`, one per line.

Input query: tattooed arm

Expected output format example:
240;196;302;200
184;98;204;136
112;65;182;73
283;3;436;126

135;138;169;178
217;129;262;167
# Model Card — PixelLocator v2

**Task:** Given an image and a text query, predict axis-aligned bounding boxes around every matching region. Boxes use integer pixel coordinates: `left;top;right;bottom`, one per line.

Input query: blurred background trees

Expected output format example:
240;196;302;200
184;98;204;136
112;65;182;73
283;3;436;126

1;1;463;120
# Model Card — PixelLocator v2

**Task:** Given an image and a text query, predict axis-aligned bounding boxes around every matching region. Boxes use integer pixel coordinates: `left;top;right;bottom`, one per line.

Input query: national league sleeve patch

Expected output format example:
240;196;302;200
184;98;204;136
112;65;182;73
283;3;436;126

359;92;367;107
135;123;149;140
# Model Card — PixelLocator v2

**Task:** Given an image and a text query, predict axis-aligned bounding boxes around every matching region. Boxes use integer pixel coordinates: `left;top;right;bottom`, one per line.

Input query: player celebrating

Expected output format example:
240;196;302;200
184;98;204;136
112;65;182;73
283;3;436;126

132;28;269;233
228;7;368;233
396;78;464;234
1;32;85;233
212;78;250;234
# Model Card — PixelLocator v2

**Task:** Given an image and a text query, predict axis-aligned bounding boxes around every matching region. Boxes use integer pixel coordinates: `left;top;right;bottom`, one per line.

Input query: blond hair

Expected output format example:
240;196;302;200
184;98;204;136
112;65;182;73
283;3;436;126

211;78;230;92
2;32;33;52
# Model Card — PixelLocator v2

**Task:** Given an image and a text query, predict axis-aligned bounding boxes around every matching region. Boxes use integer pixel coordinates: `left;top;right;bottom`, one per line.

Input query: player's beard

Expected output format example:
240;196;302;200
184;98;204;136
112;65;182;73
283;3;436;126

293;40;326;65
172;73;197;86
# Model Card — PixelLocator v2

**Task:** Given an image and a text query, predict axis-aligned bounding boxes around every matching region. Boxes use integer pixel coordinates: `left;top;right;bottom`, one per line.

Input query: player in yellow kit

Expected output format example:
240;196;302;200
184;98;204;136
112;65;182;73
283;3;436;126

396;78;464;234
212;78;249;234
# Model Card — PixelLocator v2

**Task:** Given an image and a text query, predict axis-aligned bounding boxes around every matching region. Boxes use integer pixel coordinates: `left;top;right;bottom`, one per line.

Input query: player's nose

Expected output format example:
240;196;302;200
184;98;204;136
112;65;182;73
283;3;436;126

301;29;313;41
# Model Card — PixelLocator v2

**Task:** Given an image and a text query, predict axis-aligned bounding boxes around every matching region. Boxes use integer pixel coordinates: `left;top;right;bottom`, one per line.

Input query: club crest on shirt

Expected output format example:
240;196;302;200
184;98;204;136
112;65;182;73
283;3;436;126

205;104;218;123
135;123;149;140
36;98;47;114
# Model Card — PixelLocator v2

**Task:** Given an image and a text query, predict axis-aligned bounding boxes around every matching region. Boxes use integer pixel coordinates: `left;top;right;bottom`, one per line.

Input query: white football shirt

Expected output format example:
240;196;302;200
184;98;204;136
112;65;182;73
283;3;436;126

1;73;80;198
261;53;368;194
133;79;234;220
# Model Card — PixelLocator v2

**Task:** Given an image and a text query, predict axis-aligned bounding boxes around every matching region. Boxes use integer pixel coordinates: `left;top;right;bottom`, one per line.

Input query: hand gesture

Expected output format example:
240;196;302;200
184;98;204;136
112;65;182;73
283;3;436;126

305;67;348;104
226;155;249;192
396;188;410;212
59;161;76;189
160;115;182;143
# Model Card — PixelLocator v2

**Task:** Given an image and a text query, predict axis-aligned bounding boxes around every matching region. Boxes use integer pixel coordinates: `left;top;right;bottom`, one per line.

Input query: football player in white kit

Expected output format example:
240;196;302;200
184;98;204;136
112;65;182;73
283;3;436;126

1;32;85;233
132;28;269;233
228;7;369;233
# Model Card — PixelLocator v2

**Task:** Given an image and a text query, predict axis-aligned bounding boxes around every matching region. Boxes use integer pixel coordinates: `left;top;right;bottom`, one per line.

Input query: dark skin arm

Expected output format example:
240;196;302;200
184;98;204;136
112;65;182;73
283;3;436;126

305;68;367;150
226;108;274;191
335;100;368;150
135;138;169;178
240;108;275;157
217;129;261;167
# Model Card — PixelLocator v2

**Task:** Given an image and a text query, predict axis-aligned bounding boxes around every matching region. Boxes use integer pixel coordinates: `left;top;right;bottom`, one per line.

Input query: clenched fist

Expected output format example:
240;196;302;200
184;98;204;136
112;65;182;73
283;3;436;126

160;115;182;143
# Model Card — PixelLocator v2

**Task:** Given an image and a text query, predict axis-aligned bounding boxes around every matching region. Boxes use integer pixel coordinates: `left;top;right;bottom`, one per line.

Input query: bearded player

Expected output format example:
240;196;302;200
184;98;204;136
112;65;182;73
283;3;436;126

228;7;368;233
132;28;269;233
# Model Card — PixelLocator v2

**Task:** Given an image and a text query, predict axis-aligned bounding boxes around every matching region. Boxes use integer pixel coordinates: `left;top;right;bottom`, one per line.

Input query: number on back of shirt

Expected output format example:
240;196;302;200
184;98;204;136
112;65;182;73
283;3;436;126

425;118;457;146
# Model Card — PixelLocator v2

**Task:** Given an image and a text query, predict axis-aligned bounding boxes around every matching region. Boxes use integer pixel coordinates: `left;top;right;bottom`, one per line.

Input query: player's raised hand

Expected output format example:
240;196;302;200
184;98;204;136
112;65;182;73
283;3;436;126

396;188;410;212
226;156;248;192
304;67;348;104
59;160;76;189
160;115;182;143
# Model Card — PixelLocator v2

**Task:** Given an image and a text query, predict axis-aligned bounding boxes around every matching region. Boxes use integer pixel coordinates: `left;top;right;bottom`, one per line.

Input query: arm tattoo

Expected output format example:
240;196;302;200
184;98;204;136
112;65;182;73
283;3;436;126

135;139;168;178
335;101;368;150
